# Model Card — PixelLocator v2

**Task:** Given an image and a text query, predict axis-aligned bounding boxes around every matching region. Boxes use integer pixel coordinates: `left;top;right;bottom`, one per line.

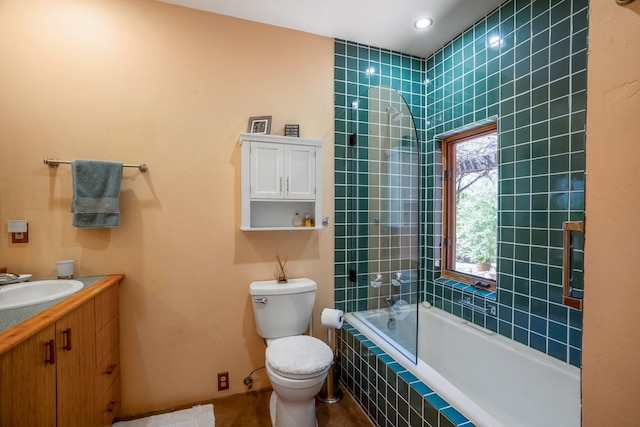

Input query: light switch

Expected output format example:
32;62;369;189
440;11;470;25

8;220;27;233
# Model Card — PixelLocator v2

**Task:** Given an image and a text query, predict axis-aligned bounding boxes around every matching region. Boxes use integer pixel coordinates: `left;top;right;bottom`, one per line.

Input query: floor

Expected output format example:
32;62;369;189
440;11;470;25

213;388;375;427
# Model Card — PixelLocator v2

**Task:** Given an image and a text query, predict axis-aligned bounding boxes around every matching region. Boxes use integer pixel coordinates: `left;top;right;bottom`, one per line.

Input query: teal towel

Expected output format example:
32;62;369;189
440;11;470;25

71;159;123;228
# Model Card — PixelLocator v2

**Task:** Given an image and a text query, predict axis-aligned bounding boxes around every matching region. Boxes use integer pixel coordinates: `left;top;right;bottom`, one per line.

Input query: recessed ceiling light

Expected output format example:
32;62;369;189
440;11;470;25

414;18;433;30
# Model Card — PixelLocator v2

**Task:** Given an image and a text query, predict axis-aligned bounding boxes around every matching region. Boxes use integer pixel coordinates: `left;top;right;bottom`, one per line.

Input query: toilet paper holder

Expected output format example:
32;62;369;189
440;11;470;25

318;308;344;403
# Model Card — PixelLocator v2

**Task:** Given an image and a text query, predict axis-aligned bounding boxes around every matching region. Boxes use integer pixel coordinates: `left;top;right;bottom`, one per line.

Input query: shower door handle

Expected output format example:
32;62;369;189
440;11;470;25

562;221;584;310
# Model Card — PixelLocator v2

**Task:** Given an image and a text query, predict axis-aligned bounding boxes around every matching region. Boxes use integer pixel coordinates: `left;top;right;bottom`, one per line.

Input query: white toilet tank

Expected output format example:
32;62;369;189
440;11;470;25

250;278;317;339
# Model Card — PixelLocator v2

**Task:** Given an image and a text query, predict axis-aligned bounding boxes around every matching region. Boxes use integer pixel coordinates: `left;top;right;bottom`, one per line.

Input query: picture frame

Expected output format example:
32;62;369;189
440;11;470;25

247;116;272;134
285;124;300;137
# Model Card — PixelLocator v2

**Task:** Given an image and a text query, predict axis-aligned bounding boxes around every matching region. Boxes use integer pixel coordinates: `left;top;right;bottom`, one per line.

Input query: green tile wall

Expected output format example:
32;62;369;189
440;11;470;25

424;0;587;367
334;40;426;314
334;2;587;422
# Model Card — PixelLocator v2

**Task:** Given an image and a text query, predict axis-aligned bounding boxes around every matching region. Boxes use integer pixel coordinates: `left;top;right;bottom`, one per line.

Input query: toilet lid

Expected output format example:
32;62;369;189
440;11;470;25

266;336;334;380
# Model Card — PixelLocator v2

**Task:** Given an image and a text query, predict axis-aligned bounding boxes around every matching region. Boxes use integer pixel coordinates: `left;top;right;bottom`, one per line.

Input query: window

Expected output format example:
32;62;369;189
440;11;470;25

442;123;498;288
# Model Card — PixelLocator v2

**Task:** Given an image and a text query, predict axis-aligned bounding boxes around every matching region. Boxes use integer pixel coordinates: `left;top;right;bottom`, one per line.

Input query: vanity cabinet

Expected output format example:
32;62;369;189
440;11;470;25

239;133;323;230
0;275;122;427
0;325;57;426
0;301;96;426
95;283;121;426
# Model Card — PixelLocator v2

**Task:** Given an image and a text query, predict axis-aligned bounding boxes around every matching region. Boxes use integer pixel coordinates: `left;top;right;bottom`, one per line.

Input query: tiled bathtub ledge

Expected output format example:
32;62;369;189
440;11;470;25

434;277;497;300
339;323;475;427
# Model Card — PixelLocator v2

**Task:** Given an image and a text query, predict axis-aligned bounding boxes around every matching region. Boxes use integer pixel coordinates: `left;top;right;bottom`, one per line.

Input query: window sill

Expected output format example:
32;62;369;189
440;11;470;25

435;276;497;301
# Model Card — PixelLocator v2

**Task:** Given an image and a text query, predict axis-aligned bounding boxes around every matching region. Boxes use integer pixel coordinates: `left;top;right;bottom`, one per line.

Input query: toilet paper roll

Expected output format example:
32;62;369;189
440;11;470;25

321;308;344;329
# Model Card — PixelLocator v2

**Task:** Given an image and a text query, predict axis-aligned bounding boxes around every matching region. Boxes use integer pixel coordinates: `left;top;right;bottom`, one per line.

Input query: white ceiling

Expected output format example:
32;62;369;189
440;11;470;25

158;0;505;58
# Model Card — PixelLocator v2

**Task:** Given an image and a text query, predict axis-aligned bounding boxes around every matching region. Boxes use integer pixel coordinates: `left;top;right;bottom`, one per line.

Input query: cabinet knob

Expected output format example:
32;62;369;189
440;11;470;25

107;400;118;413
106;363;118;375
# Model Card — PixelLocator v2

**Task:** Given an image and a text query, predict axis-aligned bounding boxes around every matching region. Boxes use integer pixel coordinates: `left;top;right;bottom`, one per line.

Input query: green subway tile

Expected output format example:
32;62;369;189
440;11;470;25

516;195;530;211
531;86;549;106
550;38;571;63
550;135;570;156
551;0;571;25
501;179;515;195
550;77;570;100
531;104;549;123
515;142;531;160
533;0;550;18
486;8;500;30
501;146;515;163
551;18;571;44
549;192;569;210
571;111;586;132
501;2;515;23
515;211;530;227
502;194;515;211
514;260;530;277
549;173;569;191
532;174;549;192
570;192;584;210
531;211;549;228
572;91;587;111
531;12;549;38
515;177;531;193
572;70;588;92
531;66;549;88
550;117;569;137
531;246;548;264
550;58;570;82
531;157;549;175
570;173;585;191
531;193;548;210
532;122;548;140
500;131;515;149
531;140;549;158
502;226;515;243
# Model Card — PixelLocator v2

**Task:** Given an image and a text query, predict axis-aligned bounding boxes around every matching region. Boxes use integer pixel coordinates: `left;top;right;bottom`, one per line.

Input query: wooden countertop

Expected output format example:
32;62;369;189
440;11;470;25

0;274;124;355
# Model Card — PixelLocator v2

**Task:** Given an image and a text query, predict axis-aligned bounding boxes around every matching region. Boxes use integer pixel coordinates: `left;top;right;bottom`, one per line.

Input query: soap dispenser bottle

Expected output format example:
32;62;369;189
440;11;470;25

292;211;302;227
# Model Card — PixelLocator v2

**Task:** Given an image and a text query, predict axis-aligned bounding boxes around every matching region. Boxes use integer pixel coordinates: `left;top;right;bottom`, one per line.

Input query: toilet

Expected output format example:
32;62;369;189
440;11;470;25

250;278;334;427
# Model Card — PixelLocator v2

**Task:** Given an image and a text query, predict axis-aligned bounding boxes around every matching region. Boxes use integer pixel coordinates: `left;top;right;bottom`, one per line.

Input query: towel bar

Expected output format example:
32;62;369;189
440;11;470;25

44;158;148;172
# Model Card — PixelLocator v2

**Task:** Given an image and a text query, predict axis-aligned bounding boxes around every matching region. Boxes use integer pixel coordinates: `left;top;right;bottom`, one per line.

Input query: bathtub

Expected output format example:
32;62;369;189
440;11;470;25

345;303;581;427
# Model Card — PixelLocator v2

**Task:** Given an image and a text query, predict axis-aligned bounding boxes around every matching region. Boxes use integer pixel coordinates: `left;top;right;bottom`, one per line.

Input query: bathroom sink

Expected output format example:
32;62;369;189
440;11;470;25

0;280;84;311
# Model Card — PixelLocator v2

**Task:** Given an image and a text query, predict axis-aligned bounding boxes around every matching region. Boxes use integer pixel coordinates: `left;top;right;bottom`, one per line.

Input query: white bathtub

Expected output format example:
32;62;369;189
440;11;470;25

345;303;581;427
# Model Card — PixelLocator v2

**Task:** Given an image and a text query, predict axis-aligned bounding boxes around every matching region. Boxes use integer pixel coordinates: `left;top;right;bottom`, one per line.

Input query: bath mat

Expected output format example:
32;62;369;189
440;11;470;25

112;404;215;427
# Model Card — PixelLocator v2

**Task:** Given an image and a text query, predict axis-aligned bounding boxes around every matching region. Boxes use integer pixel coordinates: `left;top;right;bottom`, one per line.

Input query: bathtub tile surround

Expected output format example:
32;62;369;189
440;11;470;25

339;324;471;427
334;0;587;368
425;0;588;368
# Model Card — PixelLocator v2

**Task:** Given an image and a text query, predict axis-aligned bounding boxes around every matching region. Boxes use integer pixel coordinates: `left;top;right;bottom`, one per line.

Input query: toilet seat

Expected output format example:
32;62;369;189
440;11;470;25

266;335;333;380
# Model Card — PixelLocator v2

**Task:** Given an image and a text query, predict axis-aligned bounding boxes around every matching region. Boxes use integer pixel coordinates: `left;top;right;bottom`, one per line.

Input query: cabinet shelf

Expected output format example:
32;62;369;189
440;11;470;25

241;226;322;231
239;133;323;231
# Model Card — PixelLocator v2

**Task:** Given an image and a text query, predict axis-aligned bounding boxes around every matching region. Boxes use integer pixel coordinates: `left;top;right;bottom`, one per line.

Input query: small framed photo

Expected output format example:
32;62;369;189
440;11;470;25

247;116;272;134
285;124;300;137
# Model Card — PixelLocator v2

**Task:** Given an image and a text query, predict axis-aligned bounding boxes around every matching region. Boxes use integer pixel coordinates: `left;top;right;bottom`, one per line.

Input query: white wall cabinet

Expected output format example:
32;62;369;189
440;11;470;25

240;133;323;230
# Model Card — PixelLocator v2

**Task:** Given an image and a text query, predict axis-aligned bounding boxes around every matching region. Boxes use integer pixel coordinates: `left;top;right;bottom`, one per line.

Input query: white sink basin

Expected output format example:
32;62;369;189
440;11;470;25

0;280;84;311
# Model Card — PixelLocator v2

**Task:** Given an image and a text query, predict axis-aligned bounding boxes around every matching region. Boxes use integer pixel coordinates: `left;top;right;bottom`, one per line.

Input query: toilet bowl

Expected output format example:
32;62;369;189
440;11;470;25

265;335;333;427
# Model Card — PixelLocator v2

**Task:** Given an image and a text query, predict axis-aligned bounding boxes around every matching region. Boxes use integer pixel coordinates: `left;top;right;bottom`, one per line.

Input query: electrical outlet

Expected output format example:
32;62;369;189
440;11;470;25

217;372;229;391
12;231;28;244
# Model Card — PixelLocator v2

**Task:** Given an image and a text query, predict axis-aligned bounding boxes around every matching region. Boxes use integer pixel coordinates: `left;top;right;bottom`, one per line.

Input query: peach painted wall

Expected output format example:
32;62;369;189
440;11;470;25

0;0;334;415
583;1;640;425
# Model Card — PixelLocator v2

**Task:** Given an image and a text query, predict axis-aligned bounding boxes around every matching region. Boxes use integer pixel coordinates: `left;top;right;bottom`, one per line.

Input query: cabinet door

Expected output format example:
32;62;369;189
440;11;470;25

56;299;97;426
250;141;284;199
285;145;316;199
0;325;57;427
